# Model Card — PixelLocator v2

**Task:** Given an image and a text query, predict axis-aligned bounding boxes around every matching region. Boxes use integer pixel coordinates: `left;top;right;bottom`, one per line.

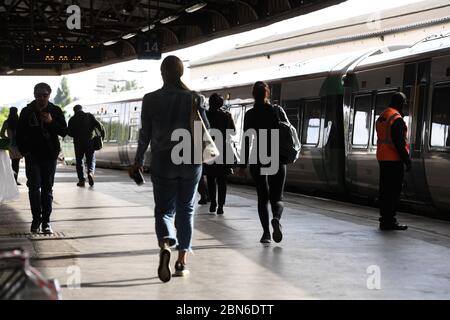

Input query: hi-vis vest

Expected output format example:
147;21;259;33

376;107;409;161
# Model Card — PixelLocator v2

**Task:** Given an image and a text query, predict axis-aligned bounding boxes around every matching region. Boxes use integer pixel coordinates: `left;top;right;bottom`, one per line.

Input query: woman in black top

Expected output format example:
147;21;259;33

204;93;236;214
238;81;288;244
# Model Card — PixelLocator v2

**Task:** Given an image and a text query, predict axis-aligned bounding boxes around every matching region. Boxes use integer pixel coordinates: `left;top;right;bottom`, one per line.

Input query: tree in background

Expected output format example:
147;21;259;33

0;106;9;127
111;80;139;92
54;76;72;111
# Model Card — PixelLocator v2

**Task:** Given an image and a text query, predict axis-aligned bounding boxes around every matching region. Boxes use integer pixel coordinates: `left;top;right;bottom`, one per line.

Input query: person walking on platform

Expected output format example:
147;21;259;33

16;83;67;234
197;168;210;205
376;92;410;231
129;55;209;283
204;93;236;215
0;107;23;185
68;104;105;187
237;81;289;244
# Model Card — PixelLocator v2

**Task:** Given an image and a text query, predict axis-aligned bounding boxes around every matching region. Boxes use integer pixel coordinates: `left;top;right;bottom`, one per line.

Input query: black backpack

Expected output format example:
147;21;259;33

273;105;301;164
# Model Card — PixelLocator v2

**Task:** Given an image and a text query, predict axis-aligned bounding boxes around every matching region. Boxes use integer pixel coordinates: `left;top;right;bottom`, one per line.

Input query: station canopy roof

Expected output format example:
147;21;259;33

0;0;344;75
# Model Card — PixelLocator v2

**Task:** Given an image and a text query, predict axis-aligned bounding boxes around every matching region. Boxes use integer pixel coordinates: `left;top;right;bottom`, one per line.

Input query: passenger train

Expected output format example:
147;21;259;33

64;33;450;215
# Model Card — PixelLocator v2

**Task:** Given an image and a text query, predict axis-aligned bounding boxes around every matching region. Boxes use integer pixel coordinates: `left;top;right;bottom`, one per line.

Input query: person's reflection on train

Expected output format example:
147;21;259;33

129;55;208;283
204;93;236;215
67;104;105;187
236;81;288;244
376;92;411;231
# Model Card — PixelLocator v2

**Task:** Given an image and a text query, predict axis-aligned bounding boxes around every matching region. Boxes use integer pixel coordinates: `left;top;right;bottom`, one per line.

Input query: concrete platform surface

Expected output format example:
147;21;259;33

1;165;449;300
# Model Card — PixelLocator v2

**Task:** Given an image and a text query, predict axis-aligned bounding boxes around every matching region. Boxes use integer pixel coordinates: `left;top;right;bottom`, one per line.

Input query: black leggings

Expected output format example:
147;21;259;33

207;175;228;206
250;164;287;233
197;175;209;200
11;159;20;180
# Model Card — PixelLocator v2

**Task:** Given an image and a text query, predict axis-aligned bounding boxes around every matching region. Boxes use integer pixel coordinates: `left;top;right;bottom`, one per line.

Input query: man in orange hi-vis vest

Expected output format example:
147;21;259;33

376;92;411;231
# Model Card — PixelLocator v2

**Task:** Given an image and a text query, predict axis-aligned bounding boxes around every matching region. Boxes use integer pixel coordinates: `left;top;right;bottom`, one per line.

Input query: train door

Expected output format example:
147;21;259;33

117;102;130;166
402;61;432;204
281;99;301;185
297;98;327;191
126;102;141;166
348;92;377;196
227;104;246;163
424;54;450;211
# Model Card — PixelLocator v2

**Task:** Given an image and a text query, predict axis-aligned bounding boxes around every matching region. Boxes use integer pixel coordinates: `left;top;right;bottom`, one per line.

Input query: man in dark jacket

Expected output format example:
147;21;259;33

68;104;105;187
16;82;68;234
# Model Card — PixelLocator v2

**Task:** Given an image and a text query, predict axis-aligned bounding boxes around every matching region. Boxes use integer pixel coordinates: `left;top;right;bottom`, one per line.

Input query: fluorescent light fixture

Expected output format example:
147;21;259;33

160;15;179;24
185;2;207;13
16;68;24;71
6;70;14;74
140;24;155;32
122;33;137;40
103;40;118;46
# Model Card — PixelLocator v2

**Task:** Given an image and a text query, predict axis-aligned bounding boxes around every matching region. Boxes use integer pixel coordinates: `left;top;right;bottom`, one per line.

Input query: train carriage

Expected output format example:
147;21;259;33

63;33;450;214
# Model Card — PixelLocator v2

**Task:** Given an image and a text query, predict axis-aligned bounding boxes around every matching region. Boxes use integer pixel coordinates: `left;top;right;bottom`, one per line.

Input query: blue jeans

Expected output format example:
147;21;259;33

75;142;95;181
151;160;202;251
24;155;57;223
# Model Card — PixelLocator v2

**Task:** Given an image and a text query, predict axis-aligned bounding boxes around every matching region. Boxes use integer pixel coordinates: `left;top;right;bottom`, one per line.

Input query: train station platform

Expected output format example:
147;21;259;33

1;164;450;300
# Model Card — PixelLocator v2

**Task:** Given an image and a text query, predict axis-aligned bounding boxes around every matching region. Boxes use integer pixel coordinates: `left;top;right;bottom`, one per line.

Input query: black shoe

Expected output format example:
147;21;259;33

198;198;208;205
271;218;283;243
158;247;172;283
217;206;224;215
77;180;85;187
30;220;41;234
260;232;271;244
41;223;54;234
209;202;217;213
88;173;94;187
379;222;408;231
174;261;190;277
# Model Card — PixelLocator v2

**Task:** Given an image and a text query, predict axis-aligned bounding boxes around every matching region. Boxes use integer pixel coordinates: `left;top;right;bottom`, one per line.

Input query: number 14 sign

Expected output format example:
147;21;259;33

137;34;162;60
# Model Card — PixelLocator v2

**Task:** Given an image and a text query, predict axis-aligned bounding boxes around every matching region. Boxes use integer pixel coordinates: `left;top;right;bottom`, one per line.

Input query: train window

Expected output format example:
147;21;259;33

301;99;321;145
373;91;396;145
404;64;416;86
283;100;300;135
352;95;372;147
129;126;139;142
430;85;450;148
100;117;111;141
227;105;245;155
109;117;120;142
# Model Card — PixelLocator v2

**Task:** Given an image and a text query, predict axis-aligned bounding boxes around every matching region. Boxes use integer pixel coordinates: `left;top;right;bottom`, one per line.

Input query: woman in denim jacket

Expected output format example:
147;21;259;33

130;55;209;283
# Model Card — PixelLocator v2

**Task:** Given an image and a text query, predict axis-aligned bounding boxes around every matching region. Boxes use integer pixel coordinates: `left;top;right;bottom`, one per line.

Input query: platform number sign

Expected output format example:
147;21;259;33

137;34;162;60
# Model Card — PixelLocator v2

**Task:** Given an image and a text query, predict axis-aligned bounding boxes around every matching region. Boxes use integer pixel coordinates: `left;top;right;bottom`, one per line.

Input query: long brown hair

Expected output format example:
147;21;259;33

252;81;270;104
160;55;190;91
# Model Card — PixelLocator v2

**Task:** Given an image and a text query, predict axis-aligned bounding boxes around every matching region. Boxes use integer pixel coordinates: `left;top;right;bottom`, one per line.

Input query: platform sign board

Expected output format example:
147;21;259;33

137;34;162;60
22;44;102;64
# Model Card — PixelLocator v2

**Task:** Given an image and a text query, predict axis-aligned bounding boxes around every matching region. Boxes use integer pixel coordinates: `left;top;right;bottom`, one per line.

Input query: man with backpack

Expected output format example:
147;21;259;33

68;104;105;187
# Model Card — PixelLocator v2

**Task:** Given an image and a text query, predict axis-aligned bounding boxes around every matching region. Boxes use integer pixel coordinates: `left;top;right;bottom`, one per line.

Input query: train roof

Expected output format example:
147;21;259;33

190;0;450;68
355;32;450;70
65;88;148;110
191;47;401;92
